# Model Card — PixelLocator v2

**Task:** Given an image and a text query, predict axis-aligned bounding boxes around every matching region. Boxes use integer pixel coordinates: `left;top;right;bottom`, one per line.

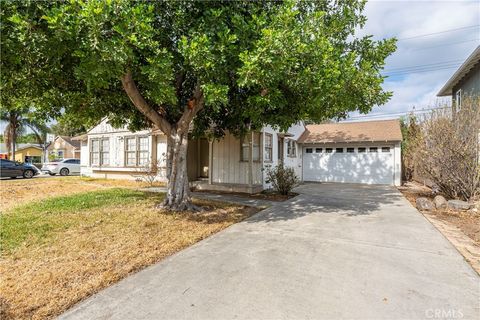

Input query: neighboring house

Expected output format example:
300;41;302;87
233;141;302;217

47;136;81;159
437;45;480;109
80;118;402;192
0;143;43;163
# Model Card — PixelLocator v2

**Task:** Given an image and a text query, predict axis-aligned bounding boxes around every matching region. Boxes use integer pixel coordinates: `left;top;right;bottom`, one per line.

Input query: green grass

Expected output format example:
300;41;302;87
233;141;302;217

1;188;153;254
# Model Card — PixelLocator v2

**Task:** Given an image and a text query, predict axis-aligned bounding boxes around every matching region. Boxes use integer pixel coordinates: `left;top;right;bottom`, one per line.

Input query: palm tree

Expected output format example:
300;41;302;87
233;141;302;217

1;109;50;161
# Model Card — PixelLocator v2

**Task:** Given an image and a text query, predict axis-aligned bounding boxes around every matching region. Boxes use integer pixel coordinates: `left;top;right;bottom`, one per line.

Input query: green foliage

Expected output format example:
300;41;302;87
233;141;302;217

50;115;87;137
265;163;299;195
1;0;395;136
0;188;149;253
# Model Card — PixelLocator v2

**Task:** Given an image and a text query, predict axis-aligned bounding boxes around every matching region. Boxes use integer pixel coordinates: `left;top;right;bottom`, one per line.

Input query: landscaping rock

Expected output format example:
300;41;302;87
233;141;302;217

448;200;473;211
433;195;447;209
416;197;434;211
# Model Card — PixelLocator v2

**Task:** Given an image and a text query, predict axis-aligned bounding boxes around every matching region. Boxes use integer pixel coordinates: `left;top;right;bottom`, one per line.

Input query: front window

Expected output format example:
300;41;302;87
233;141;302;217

57;150;64;159
287;139;296;157
241;132;260;162
90;138;109;166
264;133;273;162
125;136;150;166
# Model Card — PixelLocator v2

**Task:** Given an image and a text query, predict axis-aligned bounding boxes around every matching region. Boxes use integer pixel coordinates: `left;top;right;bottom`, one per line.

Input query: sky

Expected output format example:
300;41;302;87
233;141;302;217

346;0;480;121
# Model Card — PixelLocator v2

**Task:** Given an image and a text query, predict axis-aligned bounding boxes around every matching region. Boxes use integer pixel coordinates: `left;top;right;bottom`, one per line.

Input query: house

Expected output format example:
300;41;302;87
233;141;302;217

79;118;402;192
0;143;43;164
47;136;81;159
437;45;480;108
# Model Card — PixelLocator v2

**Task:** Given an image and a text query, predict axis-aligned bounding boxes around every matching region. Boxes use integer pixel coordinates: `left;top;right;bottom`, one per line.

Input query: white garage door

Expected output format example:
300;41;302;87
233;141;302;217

302;146;394;185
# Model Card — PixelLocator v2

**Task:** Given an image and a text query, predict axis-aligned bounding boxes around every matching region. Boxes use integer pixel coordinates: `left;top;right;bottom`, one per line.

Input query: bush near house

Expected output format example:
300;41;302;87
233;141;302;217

266;164;299;195
408;97;480;201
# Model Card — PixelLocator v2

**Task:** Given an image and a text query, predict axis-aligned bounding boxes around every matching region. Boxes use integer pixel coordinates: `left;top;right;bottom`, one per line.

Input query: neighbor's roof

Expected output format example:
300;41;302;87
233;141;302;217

71;134;87;141
437;45;480;96
0;143;42;153
58;136;81;148
297;119;402;144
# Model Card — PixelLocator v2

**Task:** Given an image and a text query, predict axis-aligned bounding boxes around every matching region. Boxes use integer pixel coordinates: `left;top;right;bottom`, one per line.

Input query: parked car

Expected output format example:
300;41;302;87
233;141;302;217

41;158;80;176
0;159;40;179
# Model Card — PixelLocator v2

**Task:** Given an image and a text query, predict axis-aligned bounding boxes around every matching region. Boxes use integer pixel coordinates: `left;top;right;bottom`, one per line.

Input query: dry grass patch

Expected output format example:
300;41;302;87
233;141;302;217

0;189;258;319
0;176;163;212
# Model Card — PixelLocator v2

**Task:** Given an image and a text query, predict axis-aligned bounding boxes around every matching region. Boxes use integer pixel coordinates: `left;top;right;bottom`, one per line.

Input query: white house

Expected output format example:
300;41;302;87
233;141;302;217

78;118;402;192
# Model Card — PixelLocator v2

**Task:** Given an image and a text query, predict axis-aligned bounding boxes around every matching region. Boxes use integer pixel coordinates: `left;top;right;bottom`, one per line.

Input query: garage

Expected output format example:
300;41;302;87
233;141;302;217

298;120;402;186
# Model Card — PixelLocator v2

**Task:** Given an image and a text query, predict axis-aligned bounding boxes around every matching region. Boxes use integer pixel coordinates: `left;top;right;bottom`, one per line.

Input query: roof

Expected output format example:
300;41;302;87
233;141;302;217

71;134;88;141
437;45;480;96
0;143;43;153
297;119;402;144
57;136;81;148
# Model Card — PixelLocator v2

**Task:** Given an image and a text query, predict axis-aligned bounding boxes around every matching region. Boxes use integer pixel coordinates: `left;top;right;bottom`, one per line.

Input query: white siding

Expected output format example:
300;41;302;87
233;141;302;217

211;133;262;185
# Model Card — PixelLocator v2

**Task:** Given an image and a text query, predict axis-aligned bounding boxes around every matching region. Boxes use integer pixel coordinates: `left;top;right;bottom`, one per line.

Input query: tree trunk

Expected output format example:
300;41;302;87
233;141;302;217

160;129;198;211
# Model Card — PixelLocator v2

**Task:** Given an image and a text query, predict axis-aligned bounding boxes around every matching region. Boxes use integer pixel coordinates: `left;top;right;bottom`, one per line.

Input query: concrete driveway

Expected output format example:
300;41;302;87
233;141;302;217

60;183;479;320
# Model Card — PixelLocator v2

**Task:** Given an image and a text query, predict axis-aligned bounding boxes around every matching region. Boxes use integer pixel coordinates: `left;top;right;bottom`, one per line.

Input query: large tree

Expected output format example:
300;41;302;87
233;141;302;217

2;0;395;210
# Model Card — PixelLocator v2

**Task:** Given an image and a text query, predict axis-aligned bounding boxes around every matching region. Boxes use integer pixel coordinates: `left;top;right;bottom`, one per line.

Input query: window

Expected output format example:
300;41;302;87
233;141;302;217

241;132;260;162
382;147;390;153
57;150;64;159
125;136;150;166
369;147;378;153
325;148;333;153
306;148;313;153
287;139;296;157
336;148;344;153
315;148;322;153
358;147;366;153
264;133;273;162
347;148;355;153
455;89;462;110
90;138;109;166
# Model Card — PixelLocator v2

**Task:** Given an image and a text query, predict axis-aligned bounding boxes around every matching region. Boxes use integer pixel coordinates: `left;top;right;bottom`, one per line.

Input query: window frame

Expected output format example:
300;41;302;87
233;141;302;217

336;148;344;153
90;138;109;167
455;89;462;110
358;147;366;153
315;148;323;153
124;135;150;167
240;132;261;162
381;147;391;153
264;133;273;162
325;148;333;153
346;147;355;153
286;139;297;158
305;148;313;154
369;147;378;153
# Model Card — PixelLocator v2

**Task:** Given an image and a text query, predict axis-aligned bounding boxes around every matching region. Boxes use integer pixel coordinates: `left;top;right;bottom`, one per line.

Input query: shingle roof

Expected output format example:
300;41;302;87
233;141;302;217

59;136;81;148
0;143;43;153
297;119;402;144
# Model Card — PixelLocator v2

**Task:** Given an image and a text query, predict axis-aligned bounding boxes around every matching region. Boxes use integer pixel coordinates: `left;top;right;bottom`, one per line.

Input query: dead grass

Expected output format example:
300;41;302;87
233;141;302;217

399;182;480;244
0;184;258;319
0;176;163;212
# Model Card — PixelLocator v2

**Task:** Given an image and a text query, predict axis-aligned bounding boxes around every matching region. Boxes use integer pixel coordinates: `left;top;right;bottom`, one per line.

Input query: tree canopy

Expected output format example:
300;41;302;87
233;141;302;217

2;0;395;135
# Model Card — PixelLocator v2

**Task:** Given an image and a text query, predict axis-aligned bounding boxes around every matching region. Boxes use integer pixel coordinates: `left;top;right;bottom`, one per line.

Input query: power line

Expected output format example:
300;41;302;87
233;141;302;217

383;65;461;76
413;38;479;50
384;59;465;71
397;25;480;41
346;107;450;120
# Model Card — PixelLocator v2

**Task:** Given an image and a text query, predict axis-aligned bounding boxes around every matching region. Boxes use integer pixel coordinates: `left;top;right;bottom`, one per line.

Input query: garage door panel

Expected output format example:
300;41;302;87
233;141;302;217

303;147;394;185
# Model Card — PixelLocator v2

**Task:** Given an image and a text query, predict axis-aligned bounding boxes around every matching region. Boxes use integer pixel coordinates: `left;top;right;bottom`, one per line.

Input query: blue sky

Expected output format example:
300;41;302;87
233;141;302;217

347;0;480;121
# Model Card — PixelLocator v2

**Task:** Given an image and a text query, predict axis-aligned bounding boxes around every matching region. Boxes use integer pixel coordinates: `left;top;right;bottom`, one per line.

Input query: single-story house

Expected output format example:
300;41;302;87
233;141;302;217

0;143;43;163
437;45;479;109
79;118;402;192
47;136;81;159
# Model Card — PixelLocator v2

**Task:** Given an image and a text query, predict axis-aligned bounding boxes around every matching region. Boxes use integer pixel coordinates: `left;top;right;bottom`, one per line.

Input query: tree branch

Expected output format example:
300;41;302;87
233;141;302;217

177;82;204;135
121;71;171;135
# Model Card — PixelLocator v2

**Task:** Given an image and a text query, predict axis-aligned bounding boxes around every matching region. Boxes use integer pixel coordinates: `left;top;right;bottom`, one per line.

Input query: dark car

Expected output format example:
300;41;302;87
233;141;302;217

0;159;40;179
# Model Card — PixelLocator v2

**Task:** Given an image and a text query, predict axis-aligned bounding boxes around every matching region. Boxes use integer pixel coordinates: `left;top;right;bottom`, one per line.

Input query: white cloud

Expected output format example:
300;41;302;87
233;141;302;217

347;0;480;121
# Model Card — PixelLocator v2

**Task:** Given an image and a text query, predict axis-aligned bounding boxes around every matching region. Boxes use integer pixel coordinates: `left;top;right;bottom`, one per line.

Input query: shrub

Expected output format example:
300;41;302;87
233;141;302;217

411;96;480;201
265;163;299;195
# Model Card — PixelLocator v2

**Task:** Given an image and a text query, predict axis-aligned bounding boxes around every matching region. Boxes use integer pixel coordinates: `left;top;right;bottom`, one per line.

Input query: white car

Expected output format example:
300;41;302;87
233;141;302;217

41;158;80;176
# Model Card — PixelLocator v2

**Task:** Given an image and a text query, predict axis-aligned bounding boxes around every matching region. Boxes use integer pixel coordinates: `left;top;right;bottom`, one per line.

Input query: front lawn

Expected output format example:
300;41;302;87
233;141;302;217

0;184;258;319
